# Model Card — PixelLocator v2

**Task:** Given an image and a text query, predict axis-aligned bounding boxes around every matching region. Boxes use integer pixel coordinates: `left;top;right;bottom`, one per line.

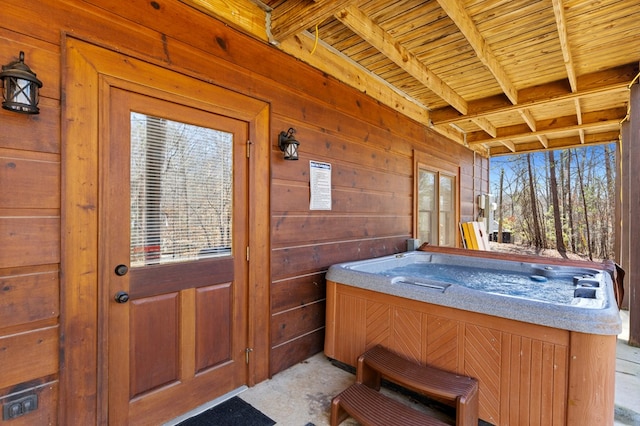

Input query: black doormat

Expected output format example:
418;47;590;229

177;397;276;426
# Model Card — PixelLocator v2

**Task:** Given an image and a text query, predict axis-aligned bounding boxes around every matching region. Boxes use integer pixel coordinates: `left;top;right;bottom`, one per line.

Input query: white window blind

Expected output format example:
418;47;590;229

130;112;233;266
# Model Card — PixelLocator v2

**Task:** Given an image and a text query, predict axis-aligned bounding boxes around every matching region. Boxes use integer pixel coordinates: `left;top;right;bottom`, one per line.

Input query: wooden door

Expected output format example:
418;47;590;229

103;87;249;424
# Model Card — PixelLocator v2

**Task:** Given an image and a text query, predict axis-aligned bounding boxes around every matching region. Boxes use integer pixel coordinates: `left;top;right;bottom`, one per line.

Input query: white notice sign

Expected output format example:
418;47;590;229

309;161;332;210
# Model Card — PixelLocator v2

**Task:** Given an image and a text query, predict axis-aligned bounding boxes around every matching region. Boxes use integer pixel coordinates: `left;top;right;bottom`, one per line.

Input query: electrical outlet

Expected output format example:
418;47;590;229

2;394;38;420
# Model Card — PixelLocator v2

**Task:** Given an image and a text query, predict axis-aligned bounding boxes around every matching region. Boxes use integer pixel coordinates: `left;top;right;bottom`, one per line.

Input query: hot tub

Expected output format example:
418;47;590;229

324;247;621;425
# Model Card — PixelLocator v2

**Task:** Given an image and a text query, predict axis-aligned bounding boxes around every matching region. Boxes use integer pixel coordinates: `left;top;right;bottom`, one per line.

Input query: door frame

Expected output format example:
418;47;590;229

61;36;270;425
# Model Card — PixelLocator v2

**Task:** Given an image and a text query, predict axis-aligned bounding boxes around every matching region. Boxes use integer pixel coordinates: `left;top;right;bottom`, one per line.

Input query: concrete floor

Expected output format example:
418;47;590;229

614;310;640;426
171;310;640;425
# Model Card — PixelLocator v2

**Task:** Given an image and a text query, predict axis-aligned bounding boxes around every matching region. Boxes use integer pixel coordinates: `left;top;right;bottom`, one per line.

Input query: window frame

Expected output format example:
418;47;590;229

413;150;460;247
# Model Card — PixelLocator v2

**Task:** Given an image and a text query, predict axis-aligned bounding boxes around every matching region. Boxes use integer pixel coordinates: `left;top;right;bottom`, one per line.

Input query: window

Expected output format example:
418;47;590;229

414;151;458;247
130;112;233;266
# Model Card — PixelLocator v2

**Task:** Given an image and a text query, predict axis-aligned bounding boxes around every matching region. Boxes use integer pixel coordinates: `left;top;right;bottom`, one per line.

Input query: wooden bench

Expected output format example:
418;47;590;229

330;382;449;426
356;345;479;426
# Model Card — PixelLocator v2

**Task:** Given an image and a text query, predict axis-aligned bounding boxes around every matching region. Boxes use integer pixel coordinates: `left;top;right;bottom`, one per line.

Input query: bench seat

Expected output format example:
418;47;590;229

356;345;478;426
330;382;449;426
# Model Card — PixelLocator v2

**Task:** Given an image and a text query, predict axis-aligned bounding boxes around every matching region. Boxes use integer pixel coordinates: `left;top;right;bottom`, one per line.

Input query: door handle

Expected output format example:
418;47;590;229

114;291;130;304
114;264;129;276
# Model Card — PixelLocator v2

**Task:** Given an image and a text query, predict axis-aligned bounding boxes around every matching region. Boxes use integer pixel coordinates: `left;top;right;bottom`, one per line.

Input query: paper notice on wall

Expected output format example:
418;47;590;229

309;161;332;210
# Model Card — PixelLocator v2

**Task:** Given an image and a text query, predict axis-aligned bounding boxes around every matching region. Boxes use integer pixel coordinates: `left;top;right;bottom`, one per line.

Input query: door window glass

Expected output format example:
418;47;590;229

130;112;233;266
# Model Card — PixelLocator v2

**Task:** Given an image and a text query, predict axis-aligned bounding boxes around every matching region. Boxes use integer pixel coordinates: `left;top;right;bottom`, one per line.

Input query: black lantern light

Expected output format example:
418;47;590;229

278;127;300;160
0;51;43;114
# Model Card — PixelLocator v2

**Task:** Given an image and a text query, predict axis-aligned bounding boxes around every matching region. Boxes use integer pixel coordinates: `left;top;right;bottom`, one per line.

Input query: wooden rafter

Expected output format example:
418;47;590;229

435;0;518;105
335;5;469;114
278;30;432;126
574;99;585;144
490;131;620;156
500;140;516;152
431;64;636;124
551;0;577;92
269;0;358;42
472;117;497;138
469;117;620;146
518;109;537;132
537;135;549;149
182;0;636;155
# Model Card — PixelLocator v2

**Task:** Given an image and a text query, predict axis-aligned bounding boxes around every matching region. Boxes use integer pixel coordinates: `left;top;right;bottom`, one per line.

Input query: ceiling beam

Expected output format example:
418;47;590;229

551;0;577;92
519;109;537;132
468;107;626;143
489;131;620;156
500;140;516;152
270;0;358;42
335;5;469;114
435;0;518;104
472;117;497;137
469;117;620;146
537;135;549;149
574;99;585;143
277;30;431;126
430;63;637;124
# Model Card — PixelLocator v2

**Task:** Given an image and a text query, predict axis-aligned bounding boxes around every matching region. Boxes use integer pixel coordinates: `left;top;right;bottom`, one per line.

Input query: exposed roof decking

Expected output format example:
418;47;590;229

185;0;640;155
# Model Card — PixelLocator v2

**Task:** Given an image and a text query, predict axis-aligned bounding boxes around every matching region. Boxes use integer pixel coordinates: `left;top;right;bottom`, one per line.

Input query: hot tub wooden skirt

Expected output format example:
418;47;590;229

324;280;616;426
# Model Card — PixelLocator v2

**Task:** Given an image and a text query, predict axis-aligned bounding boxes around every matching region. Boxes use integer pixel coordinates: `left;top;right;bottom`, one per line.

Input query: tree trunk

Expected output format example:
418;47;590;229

565;150;576;252
575;150;593;260
527;153;544;249
603;144;615;257
548;150;567;257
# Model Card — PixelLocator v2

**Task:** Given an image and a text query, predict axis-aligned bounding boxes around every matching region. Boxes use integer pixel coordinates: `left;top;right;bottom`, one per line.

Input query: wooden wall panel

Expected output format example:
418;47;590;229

0;267;58;329
0;0;487;420
271;237;409;278
0;383;58;426
0;154;59;209
271;274;326;313
0;217;59;268
0;17;63;419
271;177;412;215
0;326;59;389
273;216;411;246
271;300;325;347
270;329;325;375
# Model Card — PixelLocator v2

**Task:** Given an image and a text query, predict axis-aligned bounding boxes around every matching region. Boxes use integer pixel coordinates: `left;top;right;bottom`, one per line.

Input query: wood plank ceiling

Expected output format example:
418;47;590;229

183;0;640;156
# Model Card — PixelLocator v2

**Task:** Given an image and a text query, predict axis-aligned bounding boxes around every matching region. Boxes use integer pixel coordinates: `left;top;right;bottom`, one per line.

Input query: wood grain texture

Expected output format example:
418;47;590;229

130;294;180;398
0;326;59;390
0;0;487;422
323;280;613;426
0;268;58;329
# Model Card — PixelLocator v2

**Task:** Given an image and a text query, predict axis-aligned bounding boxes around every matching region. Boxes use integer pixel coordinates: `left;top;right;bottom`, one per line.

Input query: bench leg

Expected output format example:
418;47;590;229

330;394;350;426
356;357;382;390
456;391;479;426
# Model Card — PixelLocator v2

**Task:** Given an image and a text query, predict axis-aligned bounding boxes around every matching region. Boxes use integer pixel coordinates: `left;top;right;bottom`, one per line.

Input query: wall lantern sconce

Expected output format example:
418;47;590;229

0;51;43;114
278;128;300;160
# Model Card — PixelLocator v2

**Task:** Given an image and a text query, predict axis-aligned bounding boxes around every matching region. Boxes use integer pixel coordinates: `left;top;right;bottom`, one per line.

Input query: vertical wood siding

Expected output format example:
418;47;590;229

0;0;485;421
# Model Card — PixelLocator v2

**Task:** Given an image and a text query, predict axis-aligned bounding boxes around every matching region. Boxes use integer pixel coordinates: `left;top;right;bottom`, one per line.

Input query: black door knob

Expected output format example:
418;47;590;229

114;264;129;276
114;291;130;304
